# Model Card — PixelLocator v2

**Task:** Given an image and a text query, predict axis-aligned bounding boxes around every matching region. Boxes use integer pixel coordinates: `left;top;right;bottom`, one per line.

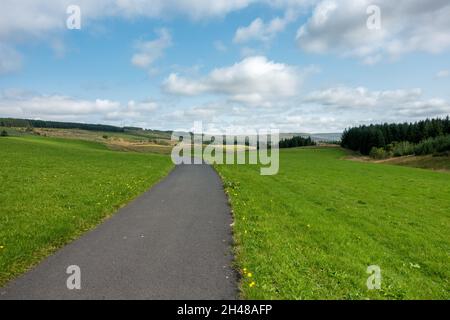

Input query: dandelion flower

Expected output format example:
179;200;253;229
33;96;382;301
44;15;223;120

247;272;253;278
249;281;256;288
0;246;4;249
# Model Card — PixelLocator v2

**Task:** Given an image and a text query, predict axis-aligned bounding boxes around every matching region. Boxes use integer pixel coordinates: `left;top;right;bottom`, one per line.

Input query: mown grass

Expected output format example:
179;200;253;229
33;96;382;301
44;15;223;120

216;147;450;300
0;136;173;286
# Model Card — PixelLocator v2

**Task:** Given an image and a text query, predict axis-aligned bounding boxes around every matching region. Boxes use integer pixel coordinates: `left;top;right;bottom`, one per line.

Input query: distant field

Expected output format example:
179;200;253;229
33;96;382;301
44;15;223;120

0;127;175;154
216;147;450;299
0;136;173;286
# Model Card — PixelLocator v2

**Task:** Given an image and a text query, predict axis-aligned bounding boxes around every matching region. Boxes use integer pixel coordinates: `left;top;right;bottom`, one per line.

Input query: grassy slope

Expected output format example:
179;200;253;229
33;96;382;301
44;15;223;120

0;127;175;154
382;155;450;171
0;136;173;286
216;147;450;299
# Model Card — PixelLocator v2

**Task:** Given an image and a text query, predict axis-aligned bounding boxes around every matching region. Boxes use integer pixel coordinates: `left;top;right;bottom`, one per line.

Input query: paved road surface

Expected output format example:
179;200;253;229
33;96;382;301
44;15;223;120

0;164;236;300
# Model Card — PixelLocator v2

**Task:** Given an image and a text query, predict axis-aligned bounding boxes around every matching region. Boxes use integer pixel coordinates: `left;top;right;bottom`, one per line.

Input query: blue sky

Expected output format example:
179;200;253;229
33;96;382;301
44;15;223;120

0;0;449;132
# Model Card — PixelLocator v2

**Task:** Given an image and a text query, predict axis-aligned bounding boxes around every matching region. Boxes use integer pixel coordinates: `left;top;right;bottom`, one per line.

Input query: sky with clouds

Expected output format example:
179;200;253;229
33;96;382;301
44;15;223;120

0;0;449;133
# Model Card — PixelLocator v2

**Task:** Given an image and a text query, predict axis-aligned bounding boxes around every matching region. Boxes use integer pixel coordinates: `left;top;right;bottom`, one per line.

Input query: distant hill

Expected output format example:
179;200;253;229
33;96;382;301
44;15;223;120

0;118;172;139
0;118;125;133
0;118;341;143
281;132;342;142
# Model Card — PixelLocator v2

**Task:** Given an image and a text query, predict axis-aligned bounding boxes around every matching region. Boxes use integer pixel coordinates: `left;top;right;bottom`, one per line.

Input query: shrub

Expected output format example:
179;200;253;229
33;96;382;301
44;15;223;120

103;135;109;139
369;147;389;160
414;138;435;155
434;135;450;153
157;140;170;146
392;141;414;157
0;130;8;137
414;135;450;155
385;143;395;153
370;135;450;158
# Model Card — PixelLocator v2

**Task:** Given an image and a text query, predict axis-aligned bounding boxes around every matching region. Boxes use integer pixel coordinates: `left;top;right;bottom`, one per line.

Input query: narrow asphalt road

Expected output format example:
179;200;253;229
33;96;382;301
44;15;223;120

0;164;237;300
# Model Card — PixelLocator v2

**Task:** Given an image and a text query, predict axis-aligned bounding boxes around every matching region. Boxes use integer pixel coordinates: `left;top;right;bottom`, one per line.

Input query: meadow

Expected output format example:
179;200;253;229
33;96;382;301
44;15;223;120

216;147;450;299
0;136;173;286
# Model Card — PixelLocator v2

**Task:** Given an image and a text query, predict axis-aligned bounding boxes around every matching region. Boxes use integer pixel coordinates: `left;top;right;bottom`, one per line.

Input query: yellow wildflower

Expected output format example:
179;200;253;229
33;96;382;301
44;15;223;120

249;281;256;288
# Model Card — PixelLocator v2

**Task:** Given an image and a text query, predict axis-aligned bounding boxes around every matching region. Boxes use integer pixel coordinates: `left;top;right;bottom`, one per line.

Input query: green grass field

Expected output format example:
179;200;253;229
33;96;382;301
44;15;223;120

216;147;450;299
0;136;173;286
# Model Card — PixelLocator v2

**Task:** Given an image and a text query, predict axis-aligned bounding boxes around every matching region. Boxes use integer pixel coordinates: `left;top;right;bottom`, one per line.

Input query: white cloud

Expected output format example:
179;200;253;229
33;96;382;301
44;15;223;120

163;56;304;106
0;95;119;116
305;87;423;108
0;0;261;42
113;0;256;20
0;91;157;124
2;84;449;133
395;99;450;118
0;1;316;44
131;29;172;70
296;0;450;64
104;100;158;121
0;1;252;37
302;86;450;125
163;73;209;96
0;0;263;74
436;70;449;78
234;10;297;44
164;107;218;123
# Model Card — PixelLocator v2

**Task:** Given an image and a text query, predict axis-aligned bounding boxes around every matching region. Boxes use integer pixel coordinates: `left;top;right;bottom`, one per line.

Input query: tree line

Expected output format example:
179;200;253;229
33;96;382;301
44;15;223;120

279;136;316;149
341;117;450;155
0;118;125;133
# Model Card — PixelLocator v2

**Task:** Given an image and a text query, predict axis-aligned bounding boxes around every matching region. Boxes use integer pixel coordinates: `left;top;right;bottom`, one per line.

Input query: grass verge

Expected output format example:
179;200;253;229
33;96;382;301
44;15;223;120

216;147;450;299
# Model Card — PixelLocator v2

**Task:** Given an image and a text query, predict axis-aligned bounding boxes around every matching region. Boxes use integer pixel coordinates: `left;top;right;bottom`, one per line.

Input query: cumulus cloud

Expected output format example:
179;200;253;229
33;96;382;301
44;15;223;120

0;91;157;124
305;87;423;108
0;0;264;74
164;107;218;123
296;0;450;64
131;29;172;70
163;56;304;106
2;84;448;133
104;100;158;121
0;0;316;43
163;74;209;96
302;86;450;124
0;95;119;116
0;0;252;39
234;11;297;44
